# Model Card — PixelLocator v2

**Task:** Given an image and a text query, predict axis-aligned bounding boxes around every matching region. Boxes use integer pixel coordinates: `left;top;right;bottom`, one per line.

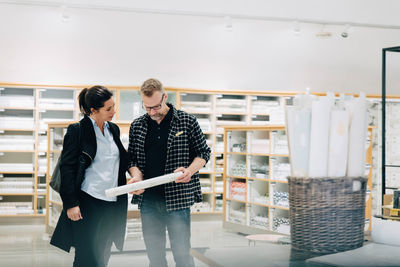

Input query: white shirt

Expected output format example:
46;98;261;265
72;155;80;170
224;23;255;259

81;117;120;202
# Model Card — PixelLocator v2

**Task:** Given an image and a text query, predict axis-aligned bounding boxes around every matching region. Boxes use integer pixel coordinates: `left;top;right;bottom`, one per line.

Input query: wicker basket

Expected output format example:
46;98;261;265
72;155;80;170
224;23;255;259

288;176;367;255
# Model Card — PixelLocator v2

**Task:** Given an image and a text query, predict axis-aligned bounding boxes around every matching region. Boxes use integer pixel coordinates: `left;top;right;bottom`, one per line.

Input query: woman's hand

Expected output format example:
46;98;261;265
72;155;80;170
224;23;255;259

128;167;144;195
128;176;145;195
67;206;83;221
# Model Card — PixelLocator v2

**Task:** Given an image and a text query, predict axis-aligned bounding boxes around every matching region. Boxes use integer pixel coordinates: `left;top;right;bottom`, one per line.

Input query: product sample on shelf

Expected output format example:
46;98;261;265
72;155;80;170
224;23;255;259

228;208;246;224
191;201;212;212
230;161;246;177
0;178;33;193
0;117;35;130
250;139;269;154
250;163;269;178
0;202;33;215
216;98;247;113
180;101;212;113
200;178;212;192
230;181;246;201
197;118;212;132
0;96;35;108
0;163;34;172
0;135;34;150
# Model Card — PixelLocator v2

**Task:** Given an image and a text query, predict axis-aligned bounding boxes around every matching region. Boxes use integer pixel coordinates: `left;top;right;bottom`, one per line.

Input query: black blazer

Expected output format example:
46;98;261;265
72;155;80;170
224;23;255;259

50;115;128;252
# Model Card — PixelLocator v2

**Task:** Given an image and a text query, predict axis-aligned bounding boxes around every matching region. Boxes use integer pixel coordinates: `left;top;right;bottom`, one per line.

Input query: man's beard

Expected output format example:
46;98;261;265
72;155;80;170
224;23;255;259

150;112;164;121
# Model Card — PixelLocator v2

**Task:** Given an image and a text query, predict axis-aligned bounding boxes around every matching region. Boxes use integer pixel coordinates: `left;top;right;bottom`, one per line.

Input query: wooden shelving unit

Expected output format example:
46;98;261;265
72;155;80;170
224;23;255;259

222;125;374;235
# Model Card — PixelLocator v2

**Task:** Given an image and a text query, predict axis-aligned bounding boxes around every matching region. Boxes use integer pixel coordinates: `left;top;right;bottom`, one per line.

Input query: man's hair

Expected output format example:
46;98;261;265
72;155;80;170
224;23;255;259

140;78;164;97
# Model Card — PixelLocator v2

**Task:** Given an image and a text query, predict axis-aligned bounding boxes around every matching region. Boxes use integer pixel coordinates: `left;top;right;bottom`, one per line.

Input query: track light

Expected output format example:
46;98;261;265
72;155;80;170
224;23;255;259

315;24;332;38
60;5;70;22
293;21;301;35
341;24;350;38
224;16;233;32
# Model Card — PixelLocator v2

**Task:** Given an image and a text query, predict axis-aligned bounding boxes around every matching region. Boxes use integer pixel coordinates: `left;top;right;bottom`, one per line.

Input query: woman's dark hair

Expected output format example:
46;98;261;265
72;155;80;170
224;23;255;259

78;85;113;115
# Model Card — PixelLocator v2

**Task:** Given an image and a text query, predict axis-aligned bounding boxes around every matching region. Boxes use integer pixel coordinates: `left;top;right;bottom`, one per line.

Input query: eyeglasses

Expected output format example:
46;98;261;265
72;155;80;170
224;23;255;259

142;93;165;111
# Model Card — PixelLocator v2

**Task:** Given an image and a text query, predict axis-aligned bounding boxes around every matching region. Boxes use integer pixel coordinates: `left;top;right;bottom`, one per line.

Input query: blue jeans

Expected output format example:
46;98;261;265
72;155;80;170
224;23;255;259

140;197;195;267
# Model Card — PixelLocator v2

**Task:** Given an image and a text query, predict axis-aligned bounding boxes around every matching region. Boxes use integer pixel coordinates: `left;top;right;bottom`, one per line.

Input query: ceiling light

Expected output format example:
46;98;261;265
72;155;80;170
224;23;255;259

315;24;332;38
224;16;233;32
293;21;301;35
341;24;350;38
60;5;70;22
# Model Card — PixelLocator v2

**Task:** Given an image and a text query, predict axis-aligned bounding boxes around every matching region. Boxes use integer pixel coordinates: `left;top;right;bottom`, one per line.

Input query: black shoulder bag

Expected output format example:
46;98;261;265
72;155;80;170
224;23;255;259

49;123;81;193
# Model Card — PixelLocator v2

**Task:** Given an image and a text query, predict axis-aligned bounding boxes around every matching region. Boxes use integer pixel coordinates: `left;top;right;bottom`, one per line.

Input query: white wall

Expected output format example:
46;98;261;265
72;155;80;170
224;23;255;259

0;3;399;94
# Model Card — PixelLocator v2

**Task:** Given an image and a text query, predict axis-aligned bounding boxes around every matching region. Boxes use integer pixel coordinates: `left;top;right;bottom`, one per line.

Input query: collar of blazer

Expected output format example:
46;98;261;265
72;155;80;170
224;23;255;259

79;115;127;162
79;115;97;161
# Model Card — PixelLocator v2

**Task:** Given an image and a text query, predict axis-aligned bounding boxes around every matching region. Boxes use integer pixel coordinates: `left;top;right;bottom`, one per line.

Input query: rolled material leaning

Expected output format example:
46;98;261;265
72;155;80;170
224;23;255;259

105;172;183;197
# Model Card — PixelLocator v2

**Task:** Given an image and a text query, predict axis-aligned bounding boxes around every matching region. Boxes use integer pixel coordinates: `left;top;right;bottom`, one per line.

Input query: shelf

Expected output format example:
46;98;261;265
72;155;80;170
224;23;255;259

270;205;289;210
247;177;269;182
226;198;247;203
0;150;35;153
216;112;248;115
0;193;34;196
226;152;247;155
248;153;270;156
226;175;247;179
0;106;35;110
223;126;291;235
0;129;34;132
252;112;270;116
0;171;35;174
0;214;45;217
183;110;213;115
191;211;221;215
247;201;269;207
270;179;288;184
38;107;76;111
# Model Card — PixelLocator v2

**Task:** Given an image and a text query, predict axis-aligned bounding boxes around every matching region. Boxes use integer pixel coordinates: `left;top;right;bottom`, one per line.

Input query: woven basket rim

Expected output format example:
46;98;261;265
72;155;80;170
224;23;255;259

287;176;367;181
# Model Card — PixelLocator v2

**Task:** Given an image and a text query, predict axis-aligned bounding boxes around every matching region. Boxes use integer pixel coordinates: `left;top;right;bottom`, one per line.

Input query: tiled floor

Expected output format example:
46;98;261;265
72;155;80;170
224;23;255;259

0;217;302;267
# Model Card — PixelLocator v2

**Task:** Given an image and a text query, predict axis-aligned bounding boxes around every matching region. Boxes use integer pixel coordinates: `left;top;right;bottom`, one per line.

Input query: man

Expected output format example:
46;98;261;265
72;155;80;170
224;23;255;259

127;78;211;267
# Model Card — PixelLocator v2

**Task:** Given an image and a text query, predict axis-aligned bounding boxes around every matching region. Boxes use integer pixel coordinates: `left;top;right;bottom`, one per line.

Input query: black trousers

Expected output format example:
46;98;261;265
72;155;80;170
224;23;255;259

71;191;119;267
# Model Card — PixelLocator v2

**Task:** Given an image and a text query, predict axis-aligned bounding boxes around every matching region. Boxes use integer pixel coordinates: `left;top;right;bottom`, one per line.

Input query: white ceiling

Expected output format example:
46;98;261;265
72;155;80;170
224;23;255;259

2;0;400;29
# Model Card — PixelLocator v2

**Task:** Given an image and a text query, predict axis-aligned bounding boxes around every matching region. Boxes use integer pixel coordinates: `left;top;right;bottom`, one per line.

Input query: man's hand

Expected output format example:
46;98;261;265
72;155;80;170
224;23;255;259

127;176;145;195
67;206;83;221
174;167;192;183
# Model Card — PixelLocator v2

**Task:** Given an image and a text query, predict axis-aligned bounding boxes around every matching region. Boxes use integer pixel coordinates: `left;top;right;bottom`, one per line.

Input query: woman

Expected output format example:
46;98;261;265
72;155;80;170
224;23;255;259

50;85;128;267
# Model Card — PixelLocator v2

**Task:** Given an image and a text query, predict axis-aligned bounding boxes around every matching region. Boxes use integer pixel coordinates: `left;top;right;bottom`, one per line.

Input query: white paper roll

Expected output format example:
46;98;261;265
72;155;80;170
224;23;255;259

327;109;349;177
105;172;183;197
346;93;368;177
286;107;311;177
308;94;334;177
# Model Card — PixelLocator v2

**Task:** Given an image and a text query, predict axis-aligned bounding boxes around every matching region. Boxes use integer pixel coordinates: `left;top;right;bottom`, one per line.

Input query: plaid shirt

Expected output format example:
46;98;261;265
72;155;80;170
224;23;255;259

128;104;211;211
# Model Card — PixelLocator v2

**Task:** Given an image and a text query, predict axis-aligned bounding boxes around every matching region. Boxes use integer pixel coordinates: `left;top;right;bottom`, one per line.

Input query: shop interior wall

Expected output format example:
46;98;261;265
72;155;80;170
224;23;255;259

0;3;399;94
